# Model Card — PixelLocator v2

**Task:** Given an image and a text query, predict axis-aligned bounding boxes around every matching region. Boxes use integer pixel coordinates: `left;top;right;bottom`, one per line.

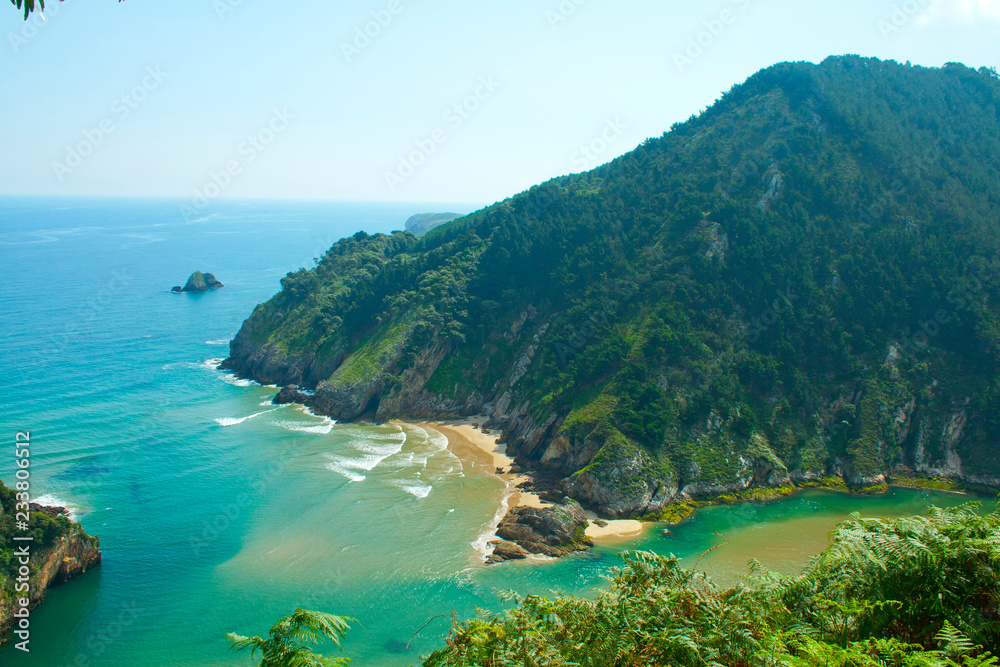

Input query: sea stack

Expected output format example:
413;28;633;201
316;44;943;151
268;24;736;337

172;271;224;293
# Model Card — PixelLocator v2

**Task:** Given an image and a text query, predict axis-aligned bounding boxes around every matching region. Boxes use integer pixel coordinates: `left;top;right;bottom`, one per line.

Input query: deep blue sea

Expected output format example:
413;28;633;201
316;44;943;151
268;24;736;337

0;197;982;666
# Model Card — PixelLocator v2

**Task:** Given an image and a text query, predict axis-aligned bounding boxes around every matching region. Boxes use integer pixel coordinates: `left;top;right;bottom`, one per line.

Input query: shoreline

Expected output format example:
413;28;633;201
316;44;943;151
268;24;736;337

396;419;988;552
412;417;646;544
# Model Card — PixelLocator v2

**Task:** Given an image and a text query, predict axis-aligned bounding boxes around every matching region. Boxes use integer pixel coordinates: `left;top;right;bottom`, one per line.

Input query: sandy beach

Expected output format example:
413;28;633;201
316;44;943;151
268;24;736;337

413;417;646;541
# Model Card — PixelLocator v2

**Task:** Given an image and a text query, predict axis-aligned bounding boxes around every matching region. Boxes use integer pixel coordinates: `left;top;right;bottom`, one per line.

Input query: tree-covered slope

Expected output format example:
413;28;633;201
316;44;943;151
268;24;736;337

224;56;1000;516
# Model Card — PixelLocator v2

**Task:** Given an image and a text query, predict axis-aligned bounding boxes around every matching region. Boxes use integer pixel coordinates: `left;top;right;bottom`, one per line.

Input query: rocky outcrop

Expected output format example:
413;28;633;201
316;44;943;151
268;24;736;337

488;498;592;562
172;271;224;293
485;539;529;564
0;503;101;646
222;333;346;389
273;384;310;405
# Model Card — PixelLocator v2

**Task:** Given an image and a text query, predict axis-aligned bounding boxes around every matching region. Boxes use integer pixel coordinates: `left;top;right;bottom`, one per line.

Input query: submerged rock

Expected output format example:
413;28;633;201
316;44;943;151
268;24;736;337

172;271;224;293
490;497;592;562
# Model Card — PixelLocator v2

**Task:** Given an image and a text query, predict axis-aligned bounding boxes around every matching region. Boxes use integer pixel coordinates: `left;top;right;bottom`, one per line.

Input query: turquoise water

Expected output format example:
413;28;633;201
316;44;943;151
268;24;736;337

0;197;989;667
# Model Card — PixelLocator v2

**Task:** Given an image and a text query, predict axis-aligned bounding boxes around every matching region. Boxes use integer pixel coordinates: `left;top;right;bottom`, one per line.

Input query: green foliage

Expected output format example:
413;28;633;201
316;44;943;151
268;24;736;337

424;505;1000;666
226;609;355;667
236;57;1000;495
11;0;124;20
330;318;413;386
0;480;73;593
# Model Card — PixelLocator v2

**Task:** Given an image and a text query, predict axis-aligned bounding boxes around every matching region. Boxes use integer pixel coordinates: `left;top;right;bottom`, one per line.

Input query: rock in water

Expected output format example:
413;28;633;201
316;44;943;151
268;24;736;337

485;539;529;564
273;384;309;405
173;271;224;293
490;497;592;562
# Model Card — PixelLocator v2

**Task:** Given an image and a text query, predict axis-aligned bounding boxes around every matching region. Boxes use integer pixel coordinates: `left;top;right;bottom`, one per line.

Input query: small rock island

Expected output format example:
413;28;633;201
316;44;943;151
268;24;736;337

172;271;224;293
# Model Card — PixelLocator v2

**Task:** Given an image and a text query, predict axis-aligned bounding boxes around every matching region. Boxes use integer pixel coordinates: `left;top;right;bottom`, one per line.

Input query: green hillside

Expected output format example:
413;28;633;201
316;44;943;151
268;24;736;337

224;56;1000;517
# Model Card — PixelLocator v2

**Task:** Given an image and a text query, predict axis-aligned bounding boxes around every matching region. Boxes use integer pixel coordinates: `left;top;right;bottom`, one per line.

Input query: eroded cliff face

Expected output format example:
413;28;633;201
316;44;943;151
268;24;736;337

227;306;1000;519
0;508;101;645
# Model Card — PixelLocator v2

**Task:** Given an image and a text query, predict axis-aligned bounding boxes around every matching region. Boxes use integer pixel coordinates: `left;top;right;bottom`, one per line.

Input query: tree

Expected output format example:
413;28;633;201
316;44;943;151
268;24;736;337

10;0;124;20
227;609;355;667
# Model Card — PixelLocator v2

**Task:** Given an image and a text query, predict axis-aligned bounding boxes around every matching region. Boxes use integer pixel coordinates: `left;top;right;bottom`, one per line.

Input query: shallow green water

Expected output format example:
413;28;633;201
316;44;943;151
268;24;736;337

0;197;991;667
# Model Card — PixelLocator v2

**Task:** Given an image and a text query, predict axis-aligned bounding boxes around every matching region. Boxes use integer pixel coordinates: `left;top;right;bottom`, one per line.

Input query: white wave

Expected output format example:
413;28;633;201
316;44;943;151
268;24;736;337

426;430;449;451
389;480;433;499
220;374;256;387
337;427;406;442
325;462;366;482
161;358;224;371
472;486;516;561
205;339;230;346
349;439;405;458
32;494;79;521
215;408;278;427
297;404;325;417
274;420;334;435
325;449;396;474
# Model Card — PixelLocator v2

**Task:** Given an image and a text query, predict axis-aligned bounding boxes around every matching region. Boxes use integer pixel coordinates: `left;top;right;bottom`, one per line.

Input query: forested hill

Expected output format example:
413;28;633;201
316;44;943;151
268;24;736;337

224;56;1000;517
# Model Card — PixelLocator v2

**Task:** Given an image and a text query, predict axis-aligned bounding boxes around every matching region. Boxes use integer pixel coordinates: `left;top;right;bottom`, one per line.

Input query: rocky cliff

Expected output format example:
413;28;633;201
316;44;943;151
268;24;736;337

0;498;102;645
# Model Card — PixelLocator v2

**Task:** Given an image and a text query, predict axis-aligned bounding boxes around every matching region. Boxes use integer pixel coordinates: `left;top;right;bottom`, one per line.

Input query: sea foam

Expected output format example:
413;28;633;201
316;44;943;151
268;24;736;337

274;420;334;435
214;407;279;427
388;480;433;499
32;494;80;521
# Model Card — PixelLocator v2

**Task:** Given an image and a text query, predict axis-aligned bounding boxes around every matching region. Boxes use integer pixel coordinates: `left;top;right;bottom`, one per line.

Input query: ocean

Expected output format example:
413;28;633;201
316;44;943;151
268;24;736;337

0;197;984;666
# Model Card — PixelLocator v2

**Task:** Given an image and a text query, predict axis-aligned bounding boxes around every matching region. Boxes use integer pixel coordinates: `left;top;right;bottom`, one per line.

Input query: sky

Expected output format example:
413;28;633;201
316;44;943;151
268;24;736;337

1;0;999;206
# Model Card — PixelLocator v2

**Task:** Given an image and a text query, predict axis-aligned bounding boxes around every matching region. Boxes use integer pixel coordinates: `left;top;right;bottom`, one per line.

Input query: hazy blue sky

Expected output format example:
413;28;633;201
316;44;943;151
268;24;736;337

2;0;998;205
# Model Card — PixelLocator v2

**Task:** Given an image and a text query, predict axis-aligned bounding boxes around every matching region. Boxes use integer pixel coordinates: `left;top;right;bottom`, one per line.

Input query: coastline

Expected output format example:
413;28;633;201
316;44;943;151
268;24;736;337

399;418;988;557
412;417;646;546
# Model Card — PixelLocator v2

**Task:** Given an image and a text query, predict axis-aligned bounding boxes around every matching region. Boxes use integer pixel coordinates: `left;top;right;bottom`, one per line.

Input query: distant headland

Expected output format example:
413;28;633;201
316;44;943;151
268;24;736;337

403;212;462;237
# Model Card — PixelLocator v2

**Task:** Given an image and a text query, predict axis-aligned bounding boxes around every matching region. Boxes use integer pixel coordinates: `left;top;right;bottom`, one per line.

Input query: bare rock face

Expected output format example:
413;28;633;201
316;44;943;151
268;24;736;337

490;498;592;562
